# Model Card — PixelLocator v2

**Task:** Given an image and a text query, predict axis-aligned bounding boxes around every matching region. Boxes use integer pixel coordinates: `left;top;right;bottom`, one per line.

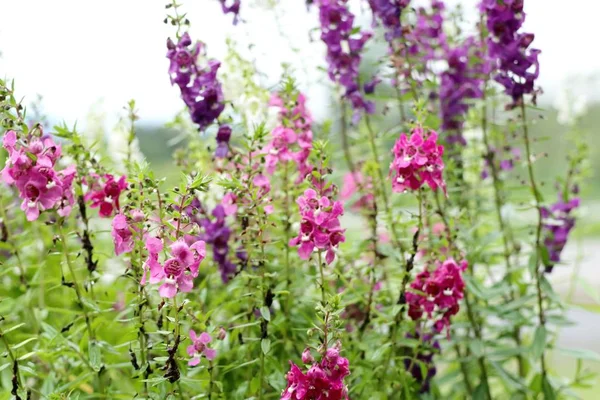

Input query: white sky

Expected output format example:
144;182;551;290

0;0;598;128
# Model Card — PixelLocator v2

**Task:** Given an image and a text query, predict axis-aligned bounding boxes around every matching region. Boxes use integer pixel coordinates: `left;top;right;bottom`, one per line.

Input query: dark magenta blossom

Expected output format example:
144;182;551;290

167;33;225;130
85;173;127;218
316;0;374;123
406;258;467;334
541;196;579;272
281;343;350;400
481;0;540;107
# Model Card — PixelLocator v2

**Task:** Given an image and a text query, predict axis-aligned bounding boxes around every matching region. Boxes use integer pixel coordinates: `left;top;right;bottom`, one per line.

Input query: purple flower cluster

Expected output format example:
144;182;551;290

367;0;410;44
219;0;241;24
316;0;374;123
439;38;488;145
541;196;579;273
167;33;225;130
481;0;540;107
404;332;440;393
185;198;245;283
408;1;447;62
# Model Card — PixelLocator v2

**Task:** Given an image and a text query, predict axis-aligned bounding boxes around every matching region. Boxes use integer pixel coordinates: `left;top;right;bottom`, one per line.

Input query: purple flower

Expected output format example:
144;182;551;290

439;37;488;145
541;196;579;272
185;199;244;283
219;0;241;25
167;33;225;130
215;125;232;159
408;1;447;62
482;0;540;107
367;0;410;44
404;332;440;393
316;0;373;123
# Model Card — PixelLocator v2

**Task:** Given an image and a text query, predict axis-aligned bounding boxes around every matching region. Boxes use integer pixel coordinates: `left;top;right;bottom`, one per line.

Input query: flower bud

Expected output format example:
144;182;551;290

302;348;314;364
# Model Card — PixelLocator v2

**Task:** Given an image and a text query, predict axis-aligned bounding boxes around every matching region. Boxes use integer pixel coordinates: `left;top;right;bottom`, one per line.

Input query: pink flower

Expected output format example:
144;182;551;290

111;214;135;256
264;91;313;181
289;189;346;264
406;258;467;334
85;174;128;218
2;130;76;221
142;238;206;298
389;127;446;195
187;330;216;366
221;192;238;216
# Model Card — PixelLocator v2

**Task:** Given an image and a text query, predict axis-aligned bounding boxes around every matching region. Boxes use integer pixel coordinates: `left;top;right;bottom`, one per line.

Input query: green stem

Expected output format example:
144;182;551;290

364;115;406;257
317;251;326;306
0;329;22;388
58;224;94;342
521;102;547;380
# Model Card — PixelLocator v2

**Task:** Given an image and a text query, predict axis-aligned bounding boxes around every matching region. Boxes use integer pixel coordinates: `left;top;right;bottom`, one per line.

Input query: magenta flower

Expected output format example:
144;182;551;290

85;173;127;218
111;213;135;256
187;330;216;366
142;238;206;298
406;258;467;334
389;127;446;194
289;189;345;264
281;342;350;400
2;130;76;221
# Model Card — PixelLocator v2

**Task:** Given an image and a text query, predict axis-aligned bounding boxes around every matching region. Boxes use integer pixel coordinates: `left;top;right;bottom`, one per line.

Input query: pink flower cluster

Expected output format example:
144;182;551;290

265;92;313;181
142;238;206;298
85;173;127;218
2;130;75;221
406;258;467;333
282;345;350;400
187;330;216;366
389;127;446;194
289;189;345;264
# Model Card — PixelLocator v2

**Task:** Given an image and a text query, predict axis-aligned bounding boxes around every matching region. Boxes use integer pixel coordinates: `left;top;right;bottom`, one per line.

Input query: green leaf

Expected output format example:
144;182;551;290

530;326;546;359
260;306;271;322
557;347;600;362
2;323;25;335
542;376;556;400
89;341;103;372
11;337;37;350
261;338;271;355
